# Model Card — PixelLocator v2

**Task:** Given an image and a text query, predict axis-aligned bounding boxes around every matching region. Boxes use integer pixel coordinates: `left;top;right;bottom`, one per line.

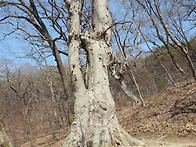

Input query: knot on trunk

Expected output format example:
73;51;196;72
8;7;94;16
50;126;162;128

90;100;110;119
98;101;108;111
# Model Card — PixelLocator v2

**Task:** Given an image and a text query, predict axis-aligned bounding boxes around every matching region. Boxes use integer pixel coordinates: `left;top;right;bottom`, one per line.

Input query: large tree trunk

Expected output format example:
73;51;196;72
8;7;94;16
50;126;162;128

61;0;144;146
62;39;144;146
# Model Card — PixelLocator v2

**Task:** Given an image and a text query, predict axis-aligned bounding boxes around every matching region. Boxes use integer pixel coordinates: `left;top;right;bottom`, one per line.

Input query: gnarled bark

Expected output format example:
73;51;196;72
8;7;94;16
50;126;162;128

62;38;144;146
61;0;145;146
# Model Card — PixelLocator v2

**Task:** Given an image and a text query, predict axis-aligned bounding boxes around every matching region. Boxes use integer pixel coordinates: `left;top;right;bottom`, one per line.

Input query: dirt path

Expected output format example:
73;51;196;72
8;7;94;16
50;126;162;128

143;137;196;147
21;135;196;147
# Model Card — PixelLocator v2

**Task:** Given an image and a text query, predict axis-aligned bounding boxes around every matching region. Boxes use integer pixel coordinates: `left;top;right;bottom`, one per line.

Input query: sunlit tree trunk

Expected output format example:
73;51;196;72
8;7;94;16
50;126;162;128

61;0;144;146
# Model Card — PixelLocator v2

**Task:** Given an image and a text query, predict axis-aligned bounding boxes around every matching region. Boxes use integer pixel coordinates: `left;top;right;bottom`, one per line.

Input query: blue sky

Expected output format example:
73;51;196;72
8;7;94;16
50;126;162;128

0;0;195;68
0;30;57;67
0;37;38;66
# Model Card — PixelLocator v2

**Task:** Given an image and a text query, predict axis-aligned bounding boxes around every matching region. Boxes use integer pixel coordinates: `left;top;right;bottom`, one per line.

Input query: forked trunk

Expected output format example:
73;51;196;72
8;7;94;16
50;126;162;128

61;40;144;146
61;0;145;146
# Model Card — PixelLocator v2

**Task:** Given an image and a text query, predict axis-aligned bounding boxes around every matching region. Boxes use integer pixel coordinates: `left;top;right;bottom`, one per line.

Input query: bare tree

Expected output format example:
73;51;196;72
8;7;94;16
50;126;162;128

133;0;196;80
111;3;146;106
139;29;176;86
7;68;38;142
62;0;144;146
0;0;145;146
0;59;15;147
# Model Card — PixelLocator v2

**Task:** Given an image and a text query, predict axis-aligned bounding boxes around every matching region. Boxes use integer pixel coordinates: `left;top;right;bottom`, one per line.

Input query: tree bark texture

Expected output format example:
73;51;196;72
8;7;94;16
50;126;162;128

61;0;144;146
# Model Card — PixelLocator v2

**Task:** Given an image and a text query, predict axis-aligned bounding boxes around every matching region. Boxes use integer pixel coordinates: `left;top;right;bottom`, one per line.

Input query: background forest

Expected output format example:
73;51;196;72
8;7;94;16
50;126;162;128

0;37;196;146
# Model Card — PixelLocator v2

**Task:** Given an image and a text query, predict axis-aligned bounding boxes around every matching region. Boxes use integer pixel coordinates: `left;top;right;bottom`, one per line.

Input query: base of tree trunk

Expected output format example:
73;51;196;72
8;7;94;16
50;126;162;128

61;92;145;147
61;116;144;147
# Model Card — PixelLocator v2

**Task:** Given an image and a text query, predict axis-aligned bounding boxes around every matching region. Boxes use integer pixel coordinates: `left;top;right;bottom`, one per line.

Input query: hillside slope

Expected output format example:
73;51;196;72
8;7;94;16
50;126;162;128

117;77;196;146
21;78;196;147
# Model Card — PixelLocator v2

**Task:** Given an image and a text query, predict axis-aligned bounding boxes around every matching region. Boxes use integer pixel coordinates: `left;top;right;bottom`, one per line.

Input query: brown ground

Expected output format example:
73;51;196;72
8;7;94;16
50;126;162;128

117;78;196;146
21;78;196;147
